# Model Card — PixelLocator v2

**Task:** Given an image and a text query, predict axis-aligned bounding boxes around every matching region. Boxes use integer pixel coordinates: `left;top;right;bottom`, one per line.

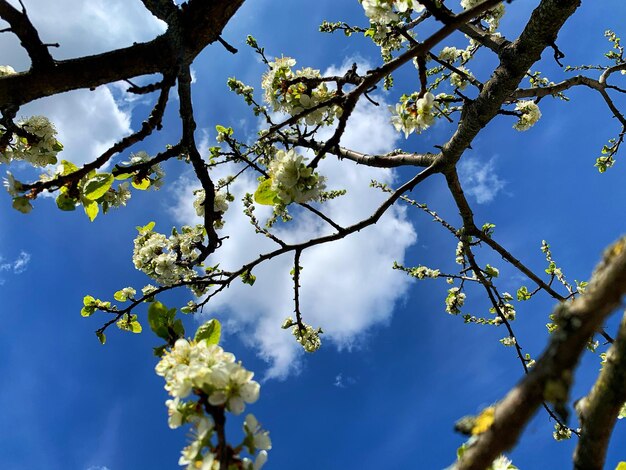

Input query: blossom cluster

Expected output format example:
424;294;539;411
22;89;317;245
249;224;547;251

450;66;474;90
0;64;16;76
193;189;231;228
261;57;340;126
455;241;465;264
156;339;269;470
133;224;205;286
361;0;425;24
268;149;326;205
391;92;437;138
101;181;132;210
489;455;518;470
445;287;466;314
439;46;471;63
460;0;505;32
0;115;63;167
406;265;440;279
282;317;323;352
157;339;261;414
126;150;165;189
552;423;572;441
513;100;542;131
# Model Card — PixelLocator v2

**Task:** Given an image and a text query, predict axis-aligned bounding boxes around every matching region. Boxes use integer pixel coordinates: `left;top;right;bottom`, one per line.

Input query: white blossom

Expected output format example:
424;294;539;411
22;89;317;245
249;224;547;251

513;100;542;131
132;224;205;286
445;287;466;314
244;414;272;451
291;322;323;352
261;57;340;126
361;0;425;24
193;189;230;228
4;116;62;167
0;65;16;76
450;66;474;90
460;0;505;31
268;149;326;205
391;92;436;138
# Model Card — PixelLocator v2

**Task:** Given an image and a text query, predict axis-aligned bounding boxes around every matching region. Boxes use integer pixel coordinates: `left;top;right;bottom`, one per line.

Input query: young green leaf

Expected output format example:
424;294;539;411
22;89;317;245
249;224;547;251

117;314;142;333
60;160;78;175
147;301;172;339
83;198;99;222
254;178;277;205
96;331;106;345
12;196;33;214
136;221;156;233
195;318;221;345
56;192;77;211
81;306;95;317
132;177;151;190
83;173;114;200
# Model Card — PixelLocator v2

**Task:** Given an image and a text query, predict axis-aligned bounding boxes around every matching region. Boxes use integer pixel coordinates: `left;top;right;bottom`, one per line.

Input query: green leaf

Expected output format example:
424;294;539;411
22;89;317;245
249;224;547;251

81;306;95;317
517;286;531;301
117;314;142;333
215;125;233;136
132;177;151;190
615;463;626;470
195;318;221;345
83;173;114;200
253;178;277;205
96;331;106;345
12;196;32;214
56;192;77;211
147;301;172;340
153;344;168;357
52;140;64;152
83;198;99;222
240;270;256;286
136;221;155;233
171;319;185;339
60;160;78;175
113;290;128;302
83;295;96;306
114;172;132;180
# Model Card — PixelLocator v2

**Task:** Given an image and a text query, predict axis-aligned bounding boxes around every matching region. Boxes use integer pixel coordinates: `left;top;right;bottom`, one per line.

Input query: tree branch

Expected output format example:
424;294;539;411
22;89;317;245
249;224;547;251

454;236;626;470
0;0;244;107
573;310;626;470
0;0;55;69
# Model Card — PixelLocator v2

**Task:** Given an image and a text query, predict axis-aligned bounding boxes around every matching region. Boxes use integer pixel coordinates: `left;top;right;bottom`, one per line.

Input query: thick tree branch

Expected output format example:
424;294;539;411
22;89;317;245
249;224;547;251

141;0;180;24
0;0;55;69
455;236;626;470
573;311;626;470
177;65;221;259
292;136;438;168
419;0;510;54
21;73;176;194
0;0;244;107
436;0;582;172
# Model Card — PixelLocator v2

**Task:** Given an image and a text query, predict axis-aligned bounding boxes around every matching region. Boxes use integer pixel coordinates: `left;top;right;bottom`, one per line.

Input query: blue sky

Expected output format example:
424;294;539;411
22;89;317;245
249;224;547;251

2;0;626;469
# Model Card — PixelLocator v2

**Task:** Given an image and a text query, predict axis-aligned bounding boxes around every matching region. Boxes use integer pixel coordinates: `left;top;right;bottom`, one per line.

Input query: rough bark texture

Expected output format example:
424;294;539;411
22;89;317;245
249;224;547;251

573;311;626;470
0;0;244;107
455;237;626;470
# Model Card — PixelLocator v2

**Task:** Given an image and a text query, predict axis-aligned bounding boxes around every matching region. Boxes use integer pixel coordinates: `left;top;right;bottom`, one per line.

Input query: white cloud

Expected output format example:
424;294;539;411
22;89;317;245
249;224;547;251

170;59;417;378
21;87;132;166
1;0;165;70
0;250;31;274
0;1;165;168
458;155;506;204
334;373;356;388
